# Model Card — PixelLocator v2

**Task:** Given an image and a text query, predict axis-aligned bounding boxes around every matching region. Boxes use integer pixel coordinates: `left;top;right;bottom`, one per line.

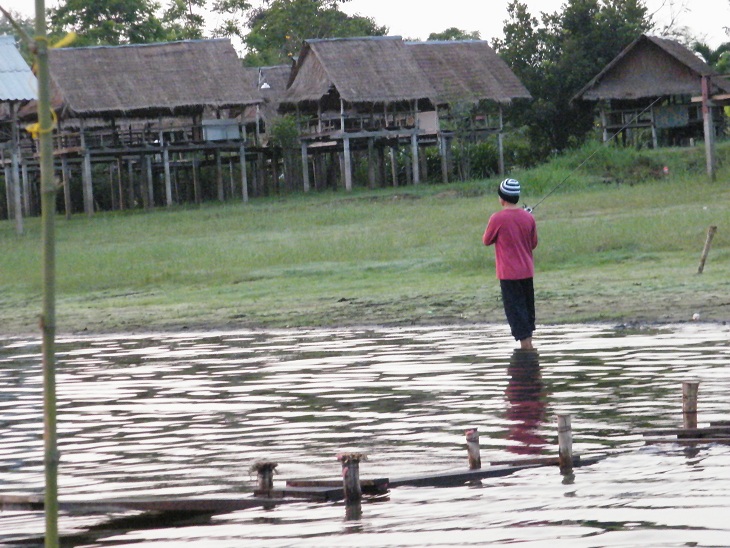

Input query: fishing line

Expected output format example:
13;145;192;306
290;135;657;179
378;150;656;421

524;96;664;213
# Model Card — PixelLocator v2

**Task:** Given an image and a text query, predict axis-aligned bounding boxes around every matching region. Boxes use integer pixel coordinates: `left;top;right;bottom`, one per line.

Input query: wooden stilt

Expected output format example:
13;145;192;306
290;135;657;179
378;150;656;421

337;452;365;504
240;143;249;201
389;146;398;187
161;136;172;206
81;129;94;216
127;159;135;208
411;133;420;184
116;157;124;210
21;160;30;216
367;137;376;189
145;155;154;208
702;75;716;181
439;133;450;184
192;155;201;205
250;460;278;495
61;157;71;219
465;428;481;469
300;142;310;192
343;136;353;191
557;414;573;472
683;381;699;429
216;149;224;201
10;103;23;233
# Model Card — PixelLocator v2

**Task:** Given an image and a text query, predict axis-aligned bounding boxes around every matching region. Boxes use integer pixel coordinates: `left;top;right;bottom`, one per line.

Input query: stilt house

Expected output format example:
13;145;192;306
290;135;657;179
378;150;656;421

573;34;730;148
280;36;531;191
0;35;37;223
18;38;262;216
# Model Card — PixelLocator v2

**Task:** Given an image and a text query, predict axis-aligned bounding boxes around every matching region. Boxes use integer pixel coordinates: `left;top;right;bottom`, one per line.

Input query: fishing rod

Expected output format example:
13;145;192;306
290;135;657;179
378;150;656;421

523;96;664;214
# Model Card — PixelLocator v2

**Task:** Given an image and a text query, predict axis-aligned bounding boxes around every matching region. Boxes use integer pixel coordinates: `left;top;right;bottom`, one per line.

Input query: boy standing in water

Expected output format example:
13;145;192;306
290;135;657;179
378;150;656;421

483;178;538;350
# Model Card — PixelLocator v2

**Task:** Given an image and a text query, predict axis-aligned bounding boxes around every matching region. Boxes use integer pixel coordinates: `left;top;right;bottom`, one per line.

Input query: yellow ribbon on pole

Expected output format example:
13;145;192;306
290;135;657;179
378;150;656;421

23;32;76;138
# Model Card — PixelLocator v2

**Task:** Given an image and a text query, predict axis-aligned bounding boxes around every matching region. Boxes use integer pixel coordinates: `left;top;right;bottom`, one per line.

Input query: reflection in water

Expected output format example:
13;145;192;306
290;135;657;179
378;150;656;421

505;349;547;455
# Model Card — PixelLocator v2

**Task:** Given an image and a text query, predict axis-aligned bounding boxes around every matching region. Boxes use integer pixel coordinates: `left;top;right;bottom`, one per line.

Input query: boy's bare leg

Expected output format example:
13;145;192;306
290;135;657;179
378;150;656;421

519;337;534;350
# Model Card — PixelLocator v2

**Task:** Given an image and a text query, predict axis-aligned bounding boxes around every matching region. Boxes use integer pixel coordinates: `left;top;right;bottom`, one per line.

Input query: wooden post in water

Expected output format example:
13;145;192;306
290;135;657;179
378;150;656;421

682;381;699;429
250;460;277;495
697;226;717;274
465;428;481;469
337;452;364;504
557;414;573;472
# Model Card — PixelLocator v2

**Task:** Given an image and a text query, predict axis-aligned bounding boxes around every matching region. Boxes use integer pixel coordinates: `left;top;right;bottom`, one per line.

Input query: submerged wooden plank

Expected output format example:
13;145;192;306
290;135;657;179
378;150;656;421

0;495;45;511
641;426;730;437
644;437;730;445
0;495;288;514
261;486;344;501
488;455;604;467
388;463;539;488
285;477;388;496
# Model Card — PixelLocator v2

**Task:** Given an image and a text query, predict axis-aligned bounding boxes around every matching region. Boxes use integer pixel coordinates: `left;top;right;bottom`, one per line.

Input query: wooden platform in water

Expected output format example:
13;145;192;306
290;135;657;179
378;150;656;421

1;455;604;515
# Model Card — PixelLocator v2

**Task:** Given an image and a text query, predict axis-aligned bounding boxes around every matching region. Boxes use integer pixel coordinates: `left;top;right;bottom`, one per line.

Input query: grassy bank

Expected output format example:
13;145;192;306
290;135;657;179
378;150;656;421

1;143;729;336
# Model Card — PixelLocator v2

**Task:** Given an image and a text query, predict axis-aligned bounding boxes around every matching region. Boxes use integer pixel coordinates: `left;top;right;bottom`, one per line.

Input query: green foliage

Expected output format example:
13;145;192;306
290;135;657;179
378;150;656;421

242;0;387;66
49;0;168;45
208;0;252;40
692;41;730;71
161;0;208;40
427;28;481;41
495;0;652;158
268;114;299;148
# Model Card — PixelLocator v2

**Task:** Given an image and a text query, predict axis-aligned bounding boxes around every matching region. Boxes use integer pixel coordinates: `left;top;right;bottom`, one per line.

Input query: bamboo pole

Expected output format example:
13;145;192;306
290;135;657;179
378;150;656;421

33;0;60;544
697;226;717;274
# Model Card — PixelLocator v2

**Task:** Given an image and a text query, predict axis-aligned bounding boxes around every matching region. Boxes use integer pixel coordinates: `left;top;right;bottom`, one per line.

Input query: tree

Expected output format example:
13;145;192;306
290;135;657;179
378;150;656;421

208;0;253;40
427;28;480;41
162;0;208;40
49;0;168;46
692;41;730;71
494;0;652;157
242;0;387;66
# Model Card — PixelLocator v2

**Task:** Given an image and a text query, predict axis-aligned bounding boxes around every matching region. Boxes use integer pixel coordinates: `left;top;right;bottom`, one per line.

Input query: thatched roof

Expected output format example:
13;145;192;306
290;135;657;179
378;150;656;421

406;40;531;104
283;36;531;107
284;36;438;104
575;34;730;101
0;35;36;103
45;38;261;118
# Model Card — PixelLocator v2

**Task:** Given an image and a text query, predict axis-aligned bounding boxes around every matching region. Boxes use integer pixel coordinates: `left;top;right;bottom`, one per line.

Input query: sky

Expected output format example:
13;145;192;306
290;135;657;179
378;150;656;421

339;0;729;48
1;0;728;49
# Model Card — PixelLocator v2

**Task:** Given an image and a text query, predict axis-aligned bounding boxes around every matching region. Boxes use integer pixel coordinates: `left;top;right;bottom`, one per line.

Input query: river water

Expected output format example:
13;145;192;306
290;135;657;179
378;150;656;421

1;323;729;547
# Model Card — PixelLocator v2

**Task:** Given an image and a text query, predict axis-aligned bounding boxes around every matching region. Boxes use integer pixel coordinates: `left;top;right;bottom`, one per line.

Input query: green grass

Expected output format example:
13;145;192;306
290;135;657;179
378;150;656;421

2;142;729;335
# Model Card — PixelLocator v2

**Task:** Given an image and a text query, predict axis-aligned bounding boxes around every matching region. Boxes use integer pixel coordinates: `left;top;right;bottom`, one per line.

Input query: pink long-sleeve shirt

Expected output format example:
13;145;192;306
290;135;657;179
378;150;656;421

483;208;538;280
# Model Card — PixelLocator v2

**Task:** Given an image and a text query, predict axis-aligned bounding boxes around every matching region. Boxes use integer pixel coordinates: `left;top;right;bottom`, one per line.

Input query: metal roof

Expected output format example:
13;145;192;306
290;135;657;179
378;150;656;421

0;35;37;102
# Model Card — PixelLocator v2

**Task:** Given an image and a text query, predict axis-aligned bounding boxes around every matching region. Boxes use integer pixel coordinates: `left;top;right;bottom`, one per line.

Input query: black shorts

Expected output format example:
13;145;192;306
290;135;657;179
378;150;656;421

499;278;535;341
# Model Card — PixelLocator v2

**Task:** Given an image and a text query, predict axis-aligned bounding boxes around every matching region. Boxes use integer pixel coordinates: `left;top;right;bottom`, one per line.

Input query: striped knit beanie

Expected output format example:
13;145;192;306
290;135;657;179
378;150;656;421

498;178;520;202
